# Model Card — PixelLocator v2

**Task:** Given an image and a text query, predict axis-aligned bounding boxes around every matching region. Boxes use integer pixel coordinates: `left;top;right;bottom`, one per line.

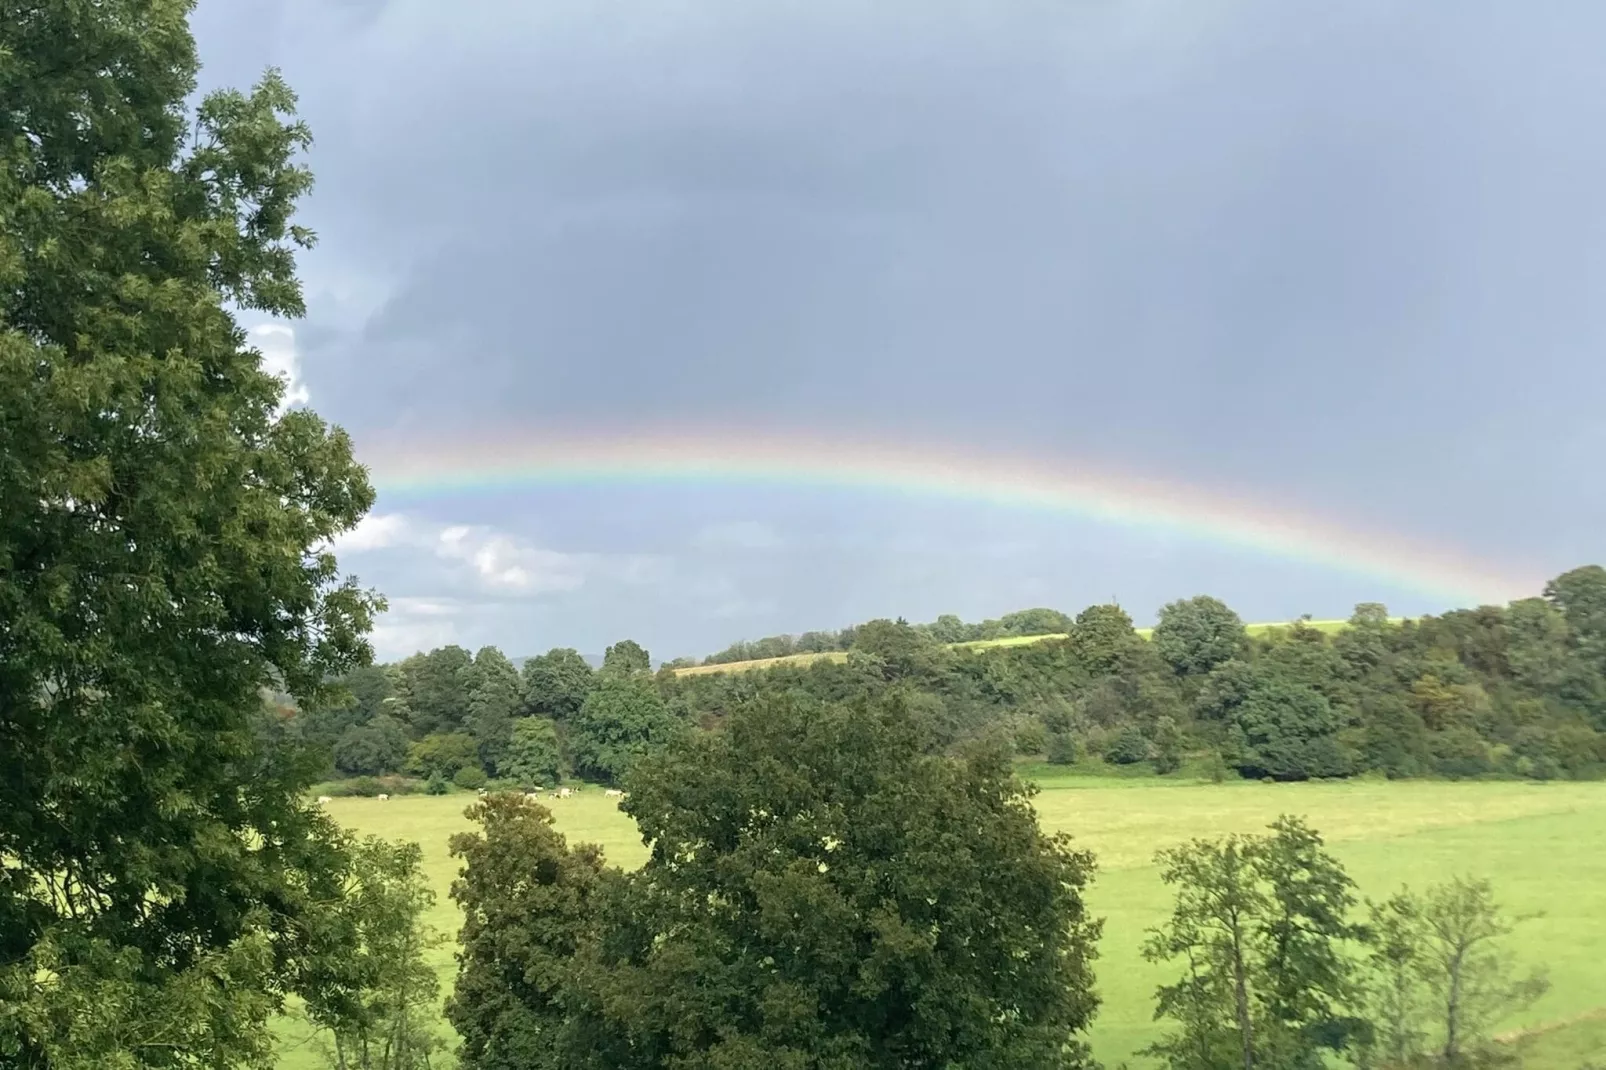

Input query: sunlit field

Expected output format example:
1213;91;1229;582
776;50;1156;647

277;777;1606;1069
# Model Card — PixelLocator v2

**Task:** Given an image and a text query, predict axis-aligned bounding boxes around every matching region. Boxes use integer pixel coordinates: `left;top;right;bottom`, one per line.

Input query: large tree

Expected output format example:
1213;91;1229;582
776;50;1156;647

604;695;1101;1068
1154;596;1249;678
520;646;594;721
465;645;521;773
0;1;378;1063
566;673;683;784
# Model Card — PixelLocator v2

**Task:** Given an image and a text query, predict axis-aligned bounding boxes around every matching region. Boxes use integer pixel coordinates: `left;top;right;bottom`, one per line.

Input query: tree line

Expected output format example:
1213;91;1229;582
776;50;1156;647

308;568;1606;792
696;606;1076;665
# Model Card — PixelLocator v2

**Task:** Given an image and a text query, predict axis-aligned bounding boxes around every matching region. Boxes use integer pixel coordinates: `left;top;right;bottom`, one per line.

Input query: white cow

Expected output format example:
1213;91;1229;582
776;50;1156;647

316;795;333;804
525;791;543;799
604;788;623;798
376;793;390;801
554;787;573;799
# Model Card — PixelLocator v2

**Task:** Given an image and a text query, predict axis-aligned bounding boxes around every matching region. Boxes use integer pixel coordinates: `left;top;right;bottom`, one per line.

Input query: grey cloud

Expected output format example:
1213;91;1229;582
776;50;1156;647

192;0;1605;657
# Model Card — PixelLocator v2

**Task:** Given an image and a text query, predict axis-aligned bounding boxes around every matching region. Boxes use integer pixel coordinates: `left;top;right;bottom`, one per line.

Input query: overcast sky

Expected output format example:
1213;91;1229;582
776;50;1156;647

194;0;1605;662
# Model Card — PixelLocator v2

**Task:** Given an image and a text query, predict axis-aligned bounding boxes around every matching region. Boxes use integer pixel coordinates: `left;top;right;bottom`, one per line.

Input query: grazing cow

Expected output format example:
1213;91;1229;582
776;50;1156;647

316;795;333;804
477;788;489;796
604;788;623;798
525;791;543;799
554;787;573;799
376;793;390;801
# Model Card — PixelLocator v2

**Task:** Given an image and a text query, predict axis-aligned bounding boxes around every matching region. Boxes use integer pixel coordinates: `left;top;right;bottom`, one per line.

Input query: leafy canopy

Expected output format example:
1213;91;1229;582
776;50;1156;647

0;1;378;1062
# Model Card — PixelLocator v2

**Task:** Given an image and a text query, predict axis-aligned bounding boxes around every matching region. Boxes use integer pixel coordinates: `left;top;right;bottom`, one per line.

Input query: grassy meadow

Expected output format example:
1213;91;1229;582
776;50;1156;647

674;618;1366;677
278;776;1606;1070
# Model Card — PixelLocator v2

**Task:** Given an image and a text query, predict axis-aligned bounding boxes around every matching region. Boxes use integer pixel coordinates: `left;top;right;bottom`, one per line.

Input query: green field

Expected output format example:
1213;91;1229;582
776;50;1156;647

277;775;1606;1069
676;619;1366;677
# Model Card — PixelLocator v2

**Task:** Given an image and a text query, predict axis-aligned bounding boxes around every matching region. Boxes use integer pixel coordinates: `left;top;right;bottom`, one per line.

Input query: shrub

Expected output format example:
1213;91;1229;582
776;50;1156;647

1106;726;1150;765
1015;719;1048;756
1046;732;1078;765
426;774;450;796
454;765;488;791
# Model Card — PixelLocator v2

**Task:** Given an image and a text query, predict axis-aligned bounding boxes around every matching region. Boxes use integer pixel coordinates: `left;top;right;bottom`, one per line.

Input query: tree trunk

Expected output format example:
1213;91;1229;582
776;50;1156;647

1230;908;1255;1070
1444;945;1465;1060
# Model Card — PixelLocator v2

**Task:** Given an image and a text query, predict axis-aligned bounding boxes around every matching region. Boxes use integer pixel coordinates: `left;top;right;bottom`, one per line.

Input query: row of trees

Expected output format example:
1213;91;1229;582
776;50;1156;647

662;569;1606;784
320;565;1606;790
385;693;1546;1070
697;606;1076;665
303;638;684;789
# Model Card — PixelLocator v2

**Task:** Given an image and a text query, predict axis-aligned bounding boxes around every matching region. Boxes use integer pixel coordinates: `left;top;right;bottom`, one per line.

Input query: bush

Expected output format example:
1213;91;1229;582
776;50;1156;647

1015;719;1048;756
453;765;488;790
333;775;423;798
1046;732;1078;765
425;774;450;796
1106;726;1150;765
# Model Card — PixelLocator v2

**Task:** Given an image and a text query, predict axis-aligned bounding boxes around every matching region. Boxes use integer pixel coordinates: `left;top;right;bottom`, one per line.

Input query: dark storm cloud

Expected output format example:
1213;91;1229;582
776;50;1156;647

191;0;1604;656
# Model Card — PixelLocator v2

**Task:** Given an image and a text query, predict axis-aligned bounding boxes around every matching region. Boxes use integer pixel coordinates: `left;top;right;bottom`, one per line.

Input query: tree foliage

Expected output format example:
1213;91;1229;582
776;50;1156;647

502;717;563;787
521;648;594;721
1155;596;1249;678
301;838;444;1070
450;695;1104;1069
568;674;683;784
0;3;378;1062
447;796;610;1070
1143;817;1366;1070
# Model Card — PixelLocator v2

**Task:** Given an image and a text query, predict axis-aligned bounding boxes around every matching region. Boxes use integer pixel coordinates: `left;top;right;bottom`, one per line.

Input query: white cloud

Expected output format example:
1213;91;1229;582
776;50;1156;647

249;323;310;414
434;525;590;593
333;512;414;552
332;511;611;595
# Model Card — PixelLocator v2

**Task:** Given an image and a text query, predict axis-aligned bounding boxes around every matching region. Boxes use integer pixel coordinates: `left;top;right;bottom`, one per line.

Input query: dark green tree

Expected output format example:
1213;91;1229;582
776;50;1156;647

334;714;410;776
1068;604;1143;678
587;694;1104;1068
502;717;564;787
405;732;480;781
851;617;945;680
395;645;473;736
1227;676;1350;781
520;647;595;720
601;639;651;677
0;3;378;1062
1001;607;1075;637
567;674;684;784
465;646;521;774
1155;596;1250;678
447;796;610;1070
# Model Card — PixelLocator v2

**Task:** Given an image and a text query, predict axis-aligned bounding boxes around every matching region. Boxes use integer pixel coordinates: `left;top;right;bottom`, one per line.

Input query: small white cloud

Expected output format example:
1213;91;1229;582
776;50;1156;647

249;323;310;414
433;525;590;593
333;512;414;553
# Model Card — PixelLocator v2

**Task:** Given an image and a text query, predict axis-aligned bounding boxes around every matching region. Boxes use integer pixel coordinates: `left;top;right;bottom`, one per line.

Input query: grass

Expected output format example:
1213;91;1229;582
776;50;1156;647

675;618;1375;677
278;777;1606;1070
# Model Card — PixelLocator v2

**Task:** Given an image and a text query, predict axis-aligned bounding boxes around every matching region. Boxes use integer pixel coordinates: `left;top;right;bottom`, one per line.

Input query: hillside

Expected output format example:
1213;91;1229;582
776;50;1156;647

673;617;1360;677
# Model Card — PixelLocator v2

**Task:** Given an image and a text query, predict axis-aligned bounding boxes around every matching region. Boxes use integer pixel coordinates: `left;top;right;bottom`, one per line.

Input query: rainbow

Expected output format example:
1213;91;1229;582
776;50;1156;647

359;428;1540;605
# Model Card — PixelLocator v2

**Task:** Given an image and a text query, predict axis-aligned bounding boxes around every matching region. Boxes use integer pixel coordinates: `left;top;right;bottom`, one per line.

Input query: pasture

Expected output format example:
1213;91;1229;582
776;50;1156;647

674;618;1368;677
278;777;1606;1069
